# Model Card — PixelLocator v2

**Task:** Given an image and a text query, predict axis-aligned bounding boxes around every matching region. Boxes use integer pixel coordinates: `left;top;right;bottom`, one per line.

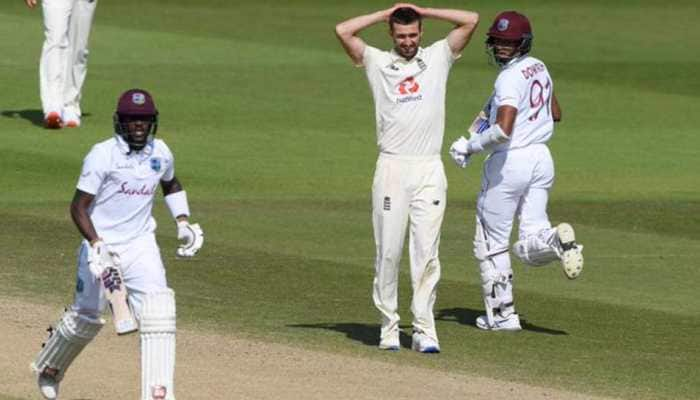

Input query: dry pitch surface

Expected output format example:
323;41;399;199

2;298;617;400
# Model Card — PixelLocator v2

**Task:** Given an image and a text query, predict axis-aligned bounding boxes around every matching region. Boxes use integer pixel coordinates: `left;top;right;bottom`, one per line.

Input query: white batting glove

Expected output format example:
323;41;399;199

449;137;471;168
87;240;121;279
176;221;204;257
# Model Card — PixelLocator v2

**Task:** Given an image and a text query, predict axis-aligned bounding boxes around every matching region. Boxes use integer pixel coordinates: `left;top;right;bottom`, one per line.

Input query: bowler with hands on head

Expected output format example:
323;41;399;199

335;3;479;353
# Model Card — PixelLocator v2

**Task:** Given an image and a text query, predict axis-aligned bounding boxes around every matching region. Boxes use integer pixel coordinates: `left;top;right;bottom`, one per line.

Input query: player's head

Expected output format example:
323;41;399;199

113;88;159;152
389;7;423;60
485;11;533;67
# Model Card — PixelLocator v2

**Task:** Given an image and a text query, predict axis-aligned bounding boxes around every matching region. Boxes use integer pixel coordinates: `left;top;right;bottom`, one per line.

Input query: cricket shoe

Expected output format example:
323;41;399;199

378;332;400;351
44;112;63;129
63;110;80;128
411;331;440;353
37;368;59;399
556;223;584;279
476;312;522;331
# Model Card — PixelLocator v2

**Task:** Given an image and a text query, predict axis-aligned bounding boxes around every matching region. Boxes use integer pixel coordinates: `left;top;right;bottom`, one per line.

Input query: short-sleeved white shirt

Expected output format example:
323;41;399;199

363;39;458;156
76;136;175;245
487;55;555;152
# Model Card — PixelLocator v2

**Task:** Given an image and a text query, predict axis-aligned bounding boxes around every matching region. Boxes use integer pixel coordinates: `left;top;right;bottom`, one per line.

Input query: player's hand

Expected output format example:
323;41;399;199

176;221;204;258
87;240;121;279
25;0;37;9
449;137;471;168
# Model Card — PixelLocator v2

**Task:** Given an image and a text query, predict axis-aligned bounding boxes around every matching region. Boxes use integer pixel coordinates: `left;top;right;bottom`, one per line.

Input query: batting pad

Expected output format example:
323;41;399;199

31;311;104;380
140;289;176;400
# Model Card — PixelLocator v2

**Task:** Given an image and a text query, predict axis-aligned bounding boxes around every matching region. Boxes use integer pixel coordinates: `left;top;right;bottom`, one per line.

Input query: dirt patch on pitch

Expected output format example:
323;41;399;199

1;297;615;400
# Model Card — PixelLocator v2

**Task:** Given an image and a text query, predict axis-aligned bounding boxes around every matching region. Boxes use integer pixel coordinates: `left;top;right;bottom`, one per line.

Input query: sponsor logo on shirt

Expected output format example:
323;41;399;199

116;163;134;170
396;76;423;104
117;182;157;196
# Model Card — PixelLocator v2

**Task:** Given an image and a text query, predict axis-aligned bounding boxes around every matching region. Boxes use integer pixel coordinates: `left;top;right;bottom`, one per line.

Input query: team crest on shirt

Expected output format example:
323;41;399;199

150;158;161;172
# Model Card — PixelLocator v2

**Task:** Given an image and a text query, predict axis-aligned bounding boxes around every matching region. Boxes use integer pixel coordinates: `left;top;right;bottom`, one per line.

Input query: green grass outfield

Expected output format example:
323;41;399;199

1;0;698;399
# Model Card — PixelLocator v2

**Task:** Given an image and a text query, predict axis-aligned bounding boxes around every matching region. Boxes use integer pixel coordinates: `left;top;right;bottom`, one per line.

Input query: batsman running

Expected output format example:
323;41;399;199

335;4;479;352
31;88;204;399
449;11;584;331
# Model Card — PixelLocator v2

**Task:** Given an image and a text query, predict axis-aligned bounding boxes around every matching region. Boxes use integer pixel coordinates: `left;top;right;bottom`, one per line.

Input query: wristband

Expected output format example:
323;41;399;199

164;190;190;220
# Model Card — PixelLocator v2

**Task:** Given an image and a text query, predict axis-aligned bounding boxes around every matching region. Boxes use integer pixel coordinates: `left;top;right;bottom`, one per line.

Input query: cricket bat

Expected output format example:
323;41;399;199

101;267;138;335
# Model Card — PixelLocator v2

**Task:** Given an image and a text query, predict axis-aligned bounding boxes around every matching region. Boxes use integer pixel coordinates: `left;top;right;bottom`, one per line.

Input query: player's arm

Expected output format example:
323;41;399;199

70;189;100;244
24;0;38;9
552;93;562;122
415;5;479;55
335;6;397;65
161;177;204;257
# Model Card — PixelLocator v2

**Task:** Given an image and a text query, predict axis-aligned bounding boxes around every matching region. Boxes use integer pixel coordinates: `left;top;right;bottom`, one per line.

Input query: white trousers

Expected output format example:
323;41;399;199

372;154;447;342
40;0;97;117
475;144;557;308
72;233;168;320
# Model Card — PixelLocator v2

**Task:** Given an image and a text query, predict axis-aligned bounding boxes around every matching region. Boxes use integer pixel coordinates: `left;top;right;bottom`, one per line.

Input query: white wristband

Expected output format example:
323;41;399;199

467;124;510;154
164;190;190;220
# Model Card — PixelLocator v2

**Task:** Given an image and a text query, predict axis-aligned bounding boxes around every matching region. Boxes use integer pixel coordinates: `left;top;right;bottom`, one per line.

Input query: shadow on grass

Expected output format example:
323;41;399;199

436;307;568;335
1;109;92;128
287;322;414;349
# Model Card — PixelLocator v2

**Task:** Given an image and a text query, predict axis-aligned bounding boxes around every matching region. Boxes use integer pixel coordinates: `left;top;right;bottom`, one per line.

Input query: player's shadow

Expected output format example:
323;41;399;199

287;322;412;348
436;307;568;335
1;109;91;127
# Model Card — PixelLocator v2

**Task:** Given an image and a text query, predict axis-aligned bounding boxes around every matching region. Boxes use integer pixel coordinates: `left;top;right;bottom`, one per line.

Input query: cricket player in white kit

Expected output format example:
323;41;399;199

31;89;204;399
335;4;479;352
449;11;584;331
25;0;97;129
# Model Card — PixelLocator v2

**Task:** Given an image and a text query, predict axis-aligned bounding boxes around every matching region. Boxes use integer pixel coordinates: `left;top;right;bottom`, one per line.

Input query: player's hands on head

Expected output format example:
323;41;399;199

87;240;121;279
176;220;204;258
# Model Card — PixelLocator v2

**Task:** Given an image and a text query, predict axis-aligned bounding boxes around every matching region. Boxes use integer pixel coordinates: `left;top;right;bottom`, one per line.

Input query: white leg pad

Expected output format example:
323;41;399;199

513;228;561;266
31;311;104;381
140;289;176;400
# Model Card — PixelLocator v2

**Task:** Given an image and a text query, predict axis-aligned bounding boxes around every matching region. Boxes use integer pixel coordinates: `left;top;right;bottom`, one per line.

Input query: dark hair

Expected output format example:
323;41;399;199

389;7;422;31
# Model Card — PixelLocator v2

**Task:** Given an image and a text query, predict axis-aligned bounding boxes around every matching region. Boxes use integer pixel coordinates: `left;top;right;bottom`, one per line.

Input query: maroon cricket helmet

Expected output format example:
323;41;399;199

113;88;159;151
486;11;533;65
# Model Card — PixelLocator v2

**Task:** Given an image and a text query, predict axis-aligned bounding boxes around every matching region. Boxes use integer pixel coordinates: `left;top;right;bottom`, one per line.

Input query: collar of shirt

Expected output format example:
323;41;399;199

113;134;155;157
388;46;426;65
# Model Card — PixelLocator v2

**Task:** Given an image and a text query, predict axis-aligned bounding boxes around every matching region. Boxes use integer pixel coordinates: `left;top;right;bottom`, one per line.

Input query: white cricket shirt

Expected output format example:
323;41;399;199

76;135;175;245
488;55;555;152
363;39;458;156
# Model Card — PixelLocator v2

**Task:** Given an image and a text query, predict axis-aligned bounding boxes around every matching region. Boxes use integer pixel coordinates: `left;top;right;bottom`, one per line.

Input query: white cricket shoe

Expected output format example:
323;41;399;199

476;312;522;331
37;369;59;399
556;223;584;279
378;331;400;351
411;332;440;353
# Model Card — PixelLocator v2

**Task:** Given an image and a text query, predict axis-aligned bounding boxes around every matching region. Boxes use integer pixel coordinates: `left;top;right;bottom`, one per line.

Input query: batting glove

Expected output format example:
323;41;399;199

176;221;204;257
87;240;121;279
449;137;471;168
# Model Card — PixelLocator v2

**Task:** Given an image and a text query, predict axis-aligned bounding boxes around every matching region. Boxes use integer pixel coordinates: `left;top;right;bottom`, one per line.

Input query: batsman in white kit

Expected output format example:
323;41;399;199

24;0;98;129
449;11;584;331
335;4;479;352
31;88;204;399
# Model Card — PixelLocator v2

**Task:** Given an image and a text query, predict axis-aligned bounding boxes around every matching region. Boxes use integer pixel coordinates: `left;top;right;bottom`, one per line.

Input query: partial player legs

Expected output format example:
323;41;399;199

40;0;72;121
371;157;410;349
63;0;97;126
407;160;446;352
